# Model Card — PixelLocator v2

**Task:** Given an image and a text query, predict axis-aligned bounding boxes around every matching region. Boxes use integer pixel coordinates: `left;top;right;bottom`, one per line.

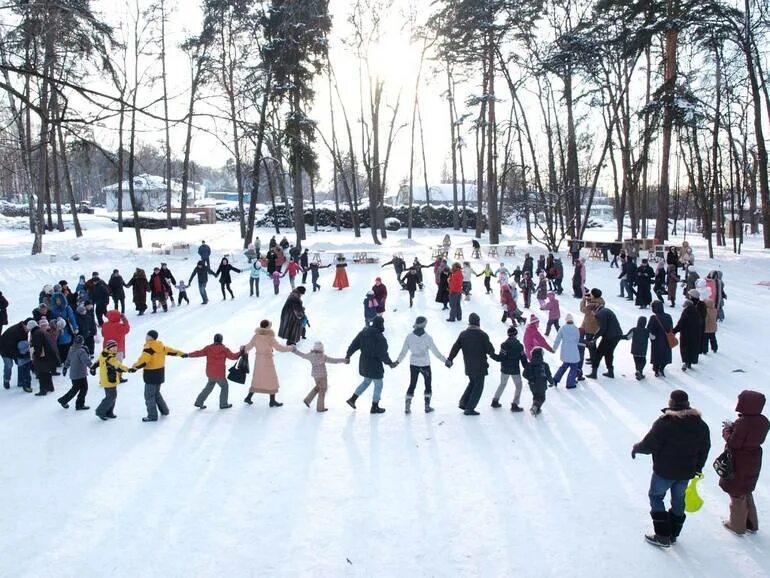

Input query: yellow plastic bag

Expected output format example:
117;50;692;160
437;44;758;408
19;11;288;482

685;474;704;513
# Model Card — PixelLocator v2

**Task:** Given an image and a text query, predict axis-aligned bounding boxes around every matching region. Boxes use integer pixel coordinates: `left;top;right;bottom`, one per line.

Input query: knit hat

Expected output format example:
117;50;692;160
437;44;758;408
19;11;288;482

507;326;518;337
73;335;84;346
105;339;118;350
565;313;574;323
26;320;38;331
312;341;324;353
77;304;86;315
375;277;382;283
92;271;99;277
688;289;700;299
53;284;62;293
528;314;539;325
147;330;159;340
468;313;480;327
413;316;428;329
39;318;49;327
669;390;690;411
590;288;602;298
296;286;306;294
366;290;375;296
56;318;66;329
59;280;68;286
214;333;223;344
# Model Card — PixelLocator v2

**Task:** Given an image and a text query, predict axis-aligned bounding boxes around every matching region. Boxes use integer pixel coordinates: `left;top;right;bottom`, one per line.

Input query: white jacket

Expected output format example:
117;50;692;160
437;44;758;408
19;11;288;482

396;331;446;367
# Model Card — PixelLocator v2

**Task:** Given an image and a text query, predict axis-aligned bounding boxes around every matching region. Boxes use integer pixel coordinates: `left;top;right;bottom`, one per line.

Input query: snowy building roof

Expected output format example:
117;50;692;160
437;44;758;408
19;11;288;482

101;174;186;194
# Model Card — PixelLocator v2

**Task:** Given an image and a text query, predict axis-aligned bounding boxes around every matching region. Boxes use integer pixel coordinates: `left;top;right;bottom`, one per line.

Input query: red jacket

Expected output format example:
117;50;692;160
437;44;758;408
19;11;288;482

101;310;130;352
448;270;463;294
285;261;302;277
188;343;241;379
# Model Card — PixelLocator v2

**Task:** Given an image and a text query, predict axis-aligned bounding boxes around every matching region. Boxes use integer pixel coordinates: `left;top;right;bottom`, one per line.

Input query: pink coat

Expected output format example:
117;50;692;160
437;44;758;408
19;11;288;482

244;327;293;394
523;321;554;360
540;293;560;321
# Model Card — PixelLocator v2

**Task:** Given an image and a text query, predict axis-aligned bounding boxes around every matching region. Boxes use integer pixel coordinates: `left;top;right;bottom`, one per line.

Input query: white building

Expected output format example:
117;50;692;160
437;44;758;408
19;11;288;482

102;174;203;212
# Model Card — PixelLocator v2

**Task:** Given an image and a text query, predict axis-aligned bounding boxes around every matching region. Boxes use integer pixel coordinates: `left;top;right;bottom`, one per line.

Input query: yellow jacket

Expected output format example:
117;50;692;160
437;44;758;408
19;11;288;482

132;339;184;384
92;350;130;388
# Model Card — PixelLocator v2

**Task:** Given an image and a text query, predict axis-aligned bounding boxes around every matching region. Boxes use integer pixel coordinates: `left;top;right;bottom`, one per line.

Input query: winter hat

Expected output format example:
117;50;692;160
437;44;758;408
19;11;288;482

73;335;84;346
547;291;555;298
312;341;325;353
468;313;481;327
260;319;272;329
53;284;62;293
296;286;306;294
113;269;119;274
413;316;428;330
528;314;539;325
507;326;518;337
104;339;118;350
375;277;382;283
372;316;385;332
565;313;574;323
56;318;66;329
214;333;223;344
688;289;700;300
39;318;49;327
26;320;38;331
92;271;99;277
147;330;159;340
669;390;690;411
59;280;68;287
366;290;375;297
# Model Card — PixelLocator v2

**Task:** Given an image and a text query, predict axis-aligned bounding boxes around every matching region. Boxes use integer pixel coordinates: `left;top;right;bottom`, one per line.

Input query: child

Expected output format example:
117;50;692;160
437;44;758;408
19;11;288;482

293;341;347;412
271;269;285;295
250;261;264;297
284;259;302;289
308;261;331;292
702;298;718;354
523;315;554;360
522;347;554;416
58;335;91;410
188;333;242;410
176;281;190;305
363;291;379;326
101;310;130;361
536;272;549;304
91;339;132;420
539;291;561;336
462;262;477;300
16;336;33;393
666;264;680;308
520;272;535;309
492;326;528;412
624;316;650;380
476;263;496;294
512;265;522;286
495;263;511;293
501;284;526;325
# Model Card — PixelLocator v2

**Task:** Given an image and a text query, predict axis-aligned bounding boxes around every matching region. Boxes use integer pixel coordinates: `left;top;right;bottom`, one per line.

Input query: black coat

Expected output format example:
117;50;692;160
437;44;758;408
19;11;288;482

0;322;27;359
595;307;623;340
635;265;654;306
624;319;649;357
0;292;7;325
108;275;126;299
160;268;176;289
188;263;217;285
634;408;711;480
126;274;149;308
499;337;527;376
30;327;59;373
647;307;673;367
75;309;97;339
523;357;553;397
88;279;110;306
435;270;449;304
215;263;241;284
523;257;534;276
277;292;304;345
673;305;702;364
346;318;393;379
448;326;498;377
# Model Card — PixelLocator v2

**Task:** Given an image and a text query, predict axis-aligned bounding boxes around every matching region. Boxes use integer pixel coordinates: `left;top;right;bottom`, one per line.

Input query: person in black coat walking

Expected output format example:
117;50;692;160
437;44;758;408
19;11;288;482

673;299;702;371
126;268;149;315
0;291;8;335
446;313;499;415
108;270;126;313
647;300;673;377
215;257;241;299
635;259;654;309
632;390;711;548
188;261;217;304
491;325;528;411
160;263;176;305
87;273;110;326
30;321;59;395
300;249;310;283
586;303;622;379
278;287;306;346
1;320;31;390
624;316;650;380
345;316;395;414
435;265;450;310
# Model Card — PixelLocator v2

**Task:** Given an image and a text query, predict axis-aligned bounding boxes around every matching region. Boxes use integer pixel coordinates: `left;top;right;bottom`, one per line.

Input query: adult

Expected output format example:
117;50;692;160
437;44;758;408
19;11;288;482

447;263;463;322
435;265;450;311
679;240;693;270
126;268;149;315
586;302;622;379
632;390;710;548
635;258;654;309
552;313;581;389
30;320;59;396
522;253;534;278
714;270;726;321
571;259;584;298
647;301;673;377
569;239;581;264
1;320;31;391
160;263;176;304
278;287;306;346
188;260;217;305
372;277;388;314
269;235;277;249
403;268;419;308
673;299;702;371
131;329;186;422
720;391;770;535
75;302;97;354
148;267;168;313
249;261;265;297
666;247;680;270
395;316;447;414
188;333;242;410
345;316;394;414
198;240;212;268
289;244;301;263
243;320;294;407
653;261;667;302
618;255;636;301
266;248;277;275
610;242;621;268
0;291;8;336
332;254;349;290
87;272;110;326
108;269;126;313
446;313;499;416
215;257;241;300
553;257;564;295
381;255;406;287
279;236;290;250
32;302;53;323
300;248;310;284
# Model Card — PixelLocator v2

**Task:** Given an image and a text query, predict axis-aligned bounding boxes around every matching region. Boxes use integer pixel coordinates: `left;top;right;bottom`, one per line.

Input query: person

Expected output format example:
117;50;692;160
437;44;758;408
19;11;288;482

57;335;91;410
395;316;447;414
679;240;693;270
126;268;149;315
540;291;560;336
278;287;306;346
535;272;548;304
553;258;564;295
243;320;294;407
492;325;528;411
87;273;110;326
363;291;379;327
198;240;212;268
666;264;680;308
552;313;581;389
673;299;702;371
586;302;622;379
683;265;699;296
244;243;258;264
569;239;581;264
522;253;534;277
345;316;395;414
713;270;726;321
476;263;496;294
702;297;718;354
632;390;711;548
618;255;635;301
159;263;176;305
188;333;242;410
1;320;31;391
308;260;331;292
522;347;554;416
610;242;621;268
403;268;419;308
332;254;349;290
495;263;511;288
624;316;650;380
720;390;769;535
635;259;654;309
108;270;126;313
250;261;265;297
270;269;285;294
520;271;535;309
188;260;217;305
381;255;406;287
131;330;186;422
372;277;388;314
0;291;7;336
648;301;674;377
461;262;477;299
101;310;130;362
446;313;499;416
523;315;554;361
300;248;310;284
215;257;241;300
148;267;168;313
294;341;347;412
266;248;277;274
500;284;526;325
269;235;277;250
175;281;190;305
653;261;667;302
279;236;290;250
75;302;97;354
30;319;59;396
666;247;680;270
92;339;132;420
447;263;463;322
32;302;53;323
435;264;450;311
284;259;302;290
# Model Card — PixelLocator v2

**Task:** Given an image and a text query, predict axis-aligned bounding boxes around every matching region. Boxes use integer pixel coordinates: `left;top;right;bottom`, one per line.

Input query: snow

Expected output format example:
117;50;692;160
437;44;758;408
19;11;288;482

1;216;770;577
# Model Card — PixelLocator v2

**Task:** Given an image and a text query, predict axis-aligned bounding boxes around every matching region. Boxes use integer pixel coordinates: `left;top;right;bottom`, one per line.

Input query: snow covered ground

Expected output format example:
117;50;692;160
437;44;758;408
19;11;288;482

1;216;769;577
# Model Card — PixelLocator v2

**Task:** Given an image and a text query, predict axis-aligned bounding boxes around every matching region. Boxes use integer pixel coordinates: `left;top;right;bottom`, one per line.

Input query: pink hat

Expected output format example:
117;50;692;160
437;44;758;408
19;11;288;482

528;314;539;325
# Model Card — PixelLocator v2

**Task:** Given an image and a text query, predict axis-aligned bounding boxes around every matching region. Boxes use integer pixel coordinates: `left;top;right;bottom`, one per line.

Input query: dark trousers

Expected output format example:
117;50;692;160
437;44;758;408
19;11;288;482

545;319;560;336
448;293;462;321
221;283;234;299
95;303;107;326
60;377;88;408
178;291;189;305
312;275;320;292
459;375;485;412
112;297;125;313
408;289;415;307
249;277;260;297
84;335;95;355
302;270;308;284
406;365;432;398
484;277;491;293
634;355;646;372
593;337;621;371
144;382;169;420
95;387;117;418
702;333;718;353
37;371;54;394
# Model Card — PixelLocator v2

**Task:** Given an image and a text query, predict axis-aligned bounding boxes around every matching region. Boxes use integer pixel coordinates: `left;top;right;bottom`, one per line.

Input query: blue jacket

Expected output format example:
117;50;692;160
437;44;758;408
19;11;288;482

198;243;211;259
553;323;581;363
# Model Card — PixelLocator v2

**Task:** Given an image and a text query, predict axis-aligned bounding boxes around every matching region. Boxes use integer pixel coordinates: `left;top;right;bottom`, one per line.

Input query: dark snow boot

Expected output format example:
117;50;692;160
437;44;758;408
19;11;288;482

645;511;671;548
405;397;412;414
269;394;283;407
370;402;385;414
57;397;69;409
510;403;524;413
491;398;502;409
244;392;254;405
346;394;358;409
602;368;615;379
586;369;598;379
669;510;686;544
424;396;434;413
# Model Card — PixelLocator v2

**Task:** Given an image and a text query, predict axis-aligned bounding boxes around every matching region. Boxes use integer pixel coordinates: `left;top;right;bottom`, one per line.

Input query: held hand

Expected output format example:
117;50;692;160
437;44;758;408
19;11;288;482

445;359;453;368
631;447;637;460
128;367;137;373
345;358;350;364
89;367;97;376
182;353;189;358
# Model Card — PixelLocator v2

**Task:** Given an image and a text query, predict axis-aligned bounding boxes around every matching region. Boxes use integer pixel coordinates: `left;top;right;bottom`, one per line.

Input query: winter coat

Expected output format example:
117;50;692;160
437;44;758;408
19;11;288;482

198;243;211;260
704;299;717;334
435;270;449;304
188;262;217;286
126;272;149;308
149;273;167;299
666;267;680;297
540;293;560;321
293;349;346;379
108;274;126;299
215;262;241;285
448;270;463;294
580;296;604;335
498;336;528;375
523;321;554;360
673;303;702;364
654;267;666;296
447;325;498;377
0;292;7;326
88;279;110;307
363;296;379;320
132;339;185;385
647;302;673;367
250;263;265;279
594;307;623;340
49;292;70;319
75;307;97;339
501;285;520;314
244;327;293;394
685;269;700;292
536;277;548;301
101;310;130;353
635;264;654;307
396;330;446;367
30;326;59;373
572;262;584;296
403;271;419;292
624;318;650;357
285;261;302;278
553;323;581;364
300;251;310;269
522;348;553;397
372;283;388;312
523;256;534;276
633;408;711;480
64;342;91;380
188;343;241;380
278;291;305;344
346;317;393;379
0;322;27;359
332;259;349;289
720;391;770;497
91;349;129;388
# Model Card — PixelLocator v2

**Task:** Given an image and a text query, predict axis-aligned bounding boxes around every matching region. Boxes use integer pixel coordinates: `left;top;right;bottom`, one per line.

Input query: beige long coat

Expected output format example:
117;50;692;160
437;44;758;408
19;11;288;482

244;327;293;394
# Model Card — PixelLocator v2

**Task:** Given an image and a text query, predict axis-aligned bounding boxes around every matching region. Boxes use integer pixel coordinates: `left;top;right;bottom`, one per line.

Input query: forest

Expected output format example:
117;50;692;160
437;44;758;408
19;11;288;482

0;0;768;257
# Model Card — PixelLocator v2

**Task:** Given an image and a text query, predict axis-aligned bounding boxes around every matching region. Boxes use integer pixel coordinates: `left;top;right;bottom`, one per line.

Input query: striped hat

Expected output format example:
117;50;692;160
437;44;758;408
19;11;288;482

104;340;118;350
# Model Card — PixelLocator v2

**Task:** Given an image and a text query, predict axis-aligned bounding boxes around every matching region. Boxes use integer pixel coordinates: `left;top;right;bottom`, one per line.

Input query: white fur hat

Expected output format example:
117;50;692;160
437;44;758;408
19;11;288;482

311;341;324;353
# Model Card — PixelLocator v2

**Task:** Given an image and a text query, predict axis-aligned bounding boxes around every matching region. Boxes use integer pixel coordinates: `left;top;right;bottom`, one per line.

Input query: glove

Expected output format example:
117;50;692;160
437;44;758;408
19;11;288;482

631;447;637;459
445;359;453;368
390;362;398;368
181;353;189;358
128;367;137;373
89;367;97;376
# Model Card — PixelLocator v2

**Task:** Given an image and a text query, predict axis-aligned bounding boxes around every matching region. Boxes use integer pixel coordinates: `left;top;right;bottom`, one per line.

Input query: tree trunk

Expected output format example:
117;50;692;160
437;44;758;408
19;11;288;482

160;0;173;229
447;65;459;230
246;74;272;246
55;113;82;237
486;40;499;244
